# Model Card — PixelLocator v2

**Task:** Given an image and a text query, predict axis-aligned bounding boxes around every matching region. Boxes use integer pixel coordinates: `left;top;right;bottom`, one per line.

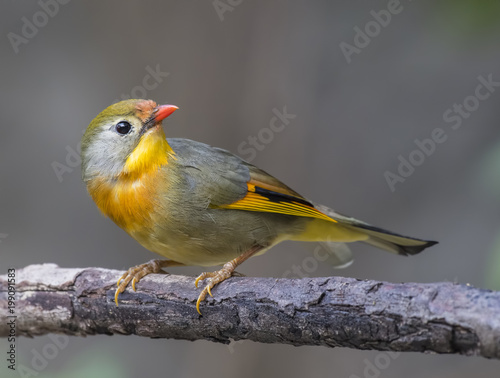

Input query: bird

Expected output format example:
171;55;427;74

81;99;437;314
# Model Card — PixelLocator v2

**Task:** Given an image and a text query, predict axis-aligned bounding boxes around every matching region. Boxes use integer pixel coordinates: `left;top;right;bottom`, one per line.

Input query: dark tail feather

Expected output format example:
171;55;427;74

351;223;438;256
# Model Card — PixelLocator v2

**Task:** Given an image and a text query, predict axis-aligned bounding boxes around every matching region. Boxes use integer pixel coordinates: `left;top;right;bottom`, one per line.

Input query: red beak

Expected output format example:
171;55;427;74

153;104;179;123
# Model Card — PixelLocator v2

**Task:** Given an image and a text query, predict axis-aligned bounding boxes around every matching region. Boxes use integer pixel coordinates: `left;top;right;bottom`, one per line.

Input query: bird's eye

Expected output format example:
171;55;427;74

115;121;132;135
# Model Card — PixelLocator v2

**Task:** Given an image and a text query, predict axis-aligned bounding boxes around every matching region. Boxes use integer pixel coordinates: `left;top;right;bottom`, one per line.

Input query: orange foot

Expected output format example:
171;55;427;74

195;265;234;315
115;259;183;305
194;245;263;315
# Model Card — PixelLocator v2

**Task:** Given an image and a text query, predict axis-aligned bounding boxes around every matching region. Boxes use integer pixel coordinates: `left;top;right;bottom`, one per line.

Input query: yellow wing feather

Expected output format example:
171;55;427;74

220;183;337;223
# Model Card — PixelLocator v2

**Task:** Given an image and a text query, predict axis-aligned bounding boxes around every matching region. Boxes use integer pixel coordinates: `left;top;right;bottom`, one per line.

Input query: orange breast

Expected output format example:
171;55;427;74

87;173;161;233
87;128;173;234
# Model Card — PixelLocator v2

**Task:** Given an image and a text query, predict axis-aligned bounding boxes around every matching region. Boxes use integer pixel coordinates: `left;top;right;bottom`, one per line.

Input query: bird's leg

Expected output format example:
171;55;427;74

115;259;184;305
194;245;264;314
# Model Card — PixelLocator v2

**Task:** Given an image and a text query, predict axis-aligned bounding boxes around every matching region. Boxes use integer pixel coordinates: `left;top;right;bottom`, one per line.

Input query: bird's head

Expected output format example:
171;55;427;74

81;99;178;182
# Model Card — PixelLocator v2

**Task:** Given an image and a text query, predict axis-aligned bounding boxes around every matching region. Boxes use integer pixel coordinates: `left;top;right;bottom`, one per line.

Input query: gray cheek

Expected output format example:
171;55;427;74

82;136;129;180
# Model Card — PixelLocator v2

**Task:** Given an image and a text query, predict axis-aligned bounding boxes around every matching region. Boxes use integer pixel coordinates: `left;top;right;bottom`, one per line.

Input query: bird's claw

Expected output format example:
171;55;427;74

194;268;233;315
114;259;166;306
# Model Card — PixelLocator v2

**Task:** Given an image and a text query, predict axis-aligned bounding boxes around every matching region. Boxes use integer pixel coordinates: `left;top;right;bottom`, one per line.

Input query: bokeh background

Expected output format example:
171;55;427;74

1;1;500;377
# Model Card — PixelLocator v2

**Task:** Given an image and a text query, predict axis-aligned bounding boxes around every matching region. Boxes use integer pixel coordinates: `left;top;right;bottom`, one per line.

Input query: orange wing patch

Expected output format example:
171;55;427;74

220;183;337;223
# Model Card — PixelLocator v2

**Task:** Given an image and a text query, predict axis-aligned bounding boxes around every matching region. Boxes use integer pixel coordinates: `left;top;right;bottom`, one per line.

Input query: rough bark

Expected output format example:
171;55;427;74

0;264;499;359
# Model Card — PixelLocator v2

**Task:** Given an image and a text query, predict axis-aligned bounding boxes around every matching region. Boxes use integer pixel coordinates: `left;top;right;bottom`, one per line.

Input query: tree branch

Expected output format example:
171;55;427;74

1;264;499;359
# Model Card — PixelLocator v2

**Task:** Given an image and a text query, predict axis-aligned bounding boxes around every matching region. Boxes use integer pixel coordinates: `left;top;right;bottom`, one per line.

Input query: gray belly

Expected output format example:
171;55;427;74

132;207;308;266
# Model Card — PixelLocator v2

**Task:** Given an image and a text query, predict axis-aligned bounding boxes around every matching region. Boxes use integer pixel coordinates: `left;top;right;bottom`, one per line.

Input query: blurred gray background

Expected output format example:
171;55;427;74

1;1;500;377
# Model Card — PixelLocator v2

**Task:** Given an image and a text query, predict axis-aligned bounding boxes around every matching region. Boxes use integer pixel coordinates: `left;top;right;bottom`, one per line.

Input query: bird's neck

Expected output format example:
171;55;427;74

121;127;175;180
86;128;174;233
87;172;161;233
